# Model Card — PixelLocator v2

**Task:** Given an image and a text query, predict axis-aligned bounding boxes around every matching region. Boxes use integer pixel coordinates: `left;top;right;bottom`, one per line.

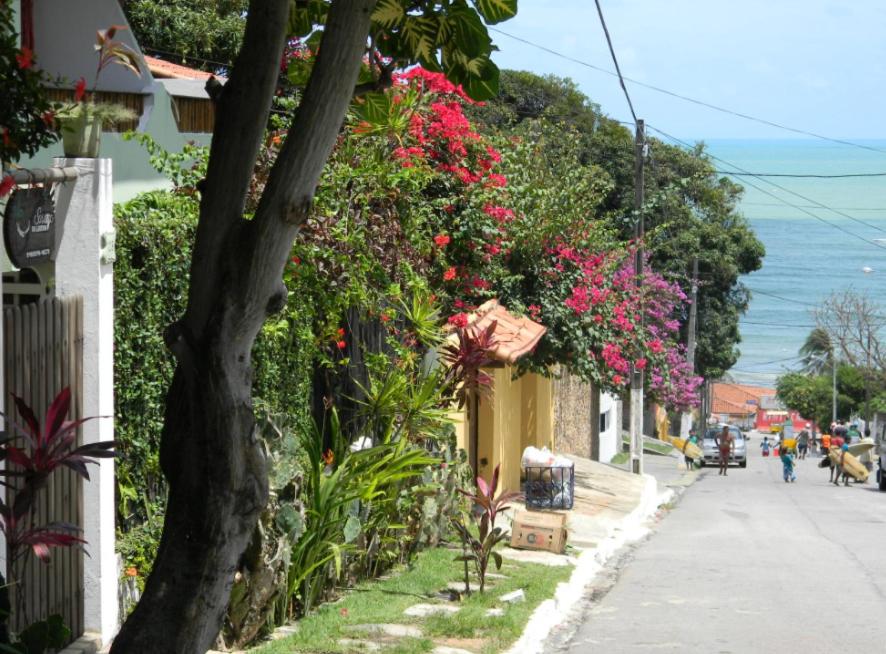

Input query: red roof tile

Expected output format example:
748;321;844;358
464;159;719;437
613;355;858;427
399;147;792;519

464;300;547;365
711;382;774;416
144;55;217;80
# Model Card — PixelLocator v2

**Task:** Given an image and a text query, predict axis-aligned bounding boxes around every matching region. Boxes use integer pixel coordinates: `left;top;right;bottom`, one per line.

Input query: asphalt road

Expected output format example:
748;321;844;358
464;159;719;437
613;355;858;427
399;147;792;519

556;441;886;654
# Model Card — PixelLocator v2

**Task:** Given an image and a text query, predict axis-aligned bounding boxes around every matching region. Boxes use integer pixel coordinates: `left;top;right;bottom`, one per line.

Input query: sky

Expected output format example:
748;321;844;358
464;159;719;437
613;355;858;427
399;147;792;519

489;1;886;140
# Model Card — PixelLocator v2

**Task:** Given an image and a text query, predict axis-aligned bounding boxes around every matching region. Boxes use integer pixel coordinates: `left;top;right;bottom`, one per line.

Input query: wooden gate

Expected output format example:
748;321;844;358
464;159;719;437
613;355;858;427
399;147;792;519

2;296;83;636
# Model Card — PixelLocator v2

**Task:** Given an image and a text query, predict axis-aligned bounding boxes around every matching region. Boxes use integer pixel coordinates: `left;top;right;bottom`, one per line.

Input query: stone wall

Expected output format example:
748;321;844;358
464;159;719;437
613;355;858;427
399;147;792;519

552;366;593;458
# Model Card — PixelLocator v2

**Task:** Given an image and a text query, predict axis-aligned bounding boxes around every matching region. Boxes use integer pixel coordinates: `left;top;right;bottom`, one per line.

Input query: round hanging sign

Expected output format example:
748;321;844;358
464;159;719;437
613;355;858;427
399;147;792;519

3;186;56;268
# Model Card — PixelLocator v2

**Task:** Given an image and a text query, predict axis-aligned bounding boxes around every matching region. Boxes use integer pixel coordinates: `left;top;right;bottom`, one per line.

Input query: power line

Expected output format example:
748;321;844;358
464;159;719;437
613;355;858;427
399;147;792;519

592;0;637;125
488;27;886;156
718;170;886;179
647;125;886;246
742;320;817;329
746;288;819;307
743;202;886;212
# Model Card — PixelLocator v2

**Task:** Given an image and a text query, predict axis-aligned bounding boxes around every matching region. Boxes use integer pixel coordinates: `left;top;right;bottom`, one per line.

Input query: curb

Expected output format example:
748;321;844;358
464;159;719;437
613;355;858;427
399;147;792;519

504;474;670;654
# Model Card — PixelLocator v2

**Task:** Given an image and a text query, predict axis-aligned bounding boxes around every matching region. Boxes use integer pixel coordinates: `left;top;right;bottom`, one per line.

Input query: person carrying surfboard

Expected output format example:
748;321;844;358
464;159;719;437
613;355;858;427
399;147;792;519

833;443;851;487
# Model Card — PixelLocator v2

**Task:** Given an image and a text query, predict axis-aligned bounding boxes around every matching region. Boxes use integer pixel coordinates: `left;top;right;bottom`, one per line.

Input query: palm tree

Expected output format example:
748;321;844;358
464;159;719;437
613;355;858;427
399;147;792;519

799;327;833;374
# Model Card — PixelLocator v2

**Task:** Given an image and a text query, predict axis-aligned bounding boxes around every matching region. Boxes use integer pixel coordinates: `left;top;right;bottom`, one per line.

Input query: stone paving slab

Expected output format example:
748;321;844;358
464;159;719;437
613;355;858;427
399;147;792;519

404;603;461;617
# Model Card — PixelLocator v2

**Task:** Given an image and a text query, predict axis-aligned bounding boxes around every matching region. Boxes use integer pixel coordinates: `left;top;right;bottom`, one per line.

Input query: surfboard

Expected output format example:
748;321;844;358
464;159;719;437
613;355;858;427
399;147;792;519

668;436;703;460
828;447;869;482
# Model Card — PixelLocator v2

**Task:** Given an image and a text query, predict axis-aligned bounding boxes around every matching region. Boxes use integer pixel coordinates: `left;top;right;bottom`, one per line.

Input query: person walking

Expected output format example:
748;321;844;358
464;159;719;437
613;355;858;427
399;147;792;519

684;429;699;470
847;422;861;444
760;436;772;457
781;447;796;483
833;442;851;486
820;430;831;456
797;426;810;460
715;425;734;476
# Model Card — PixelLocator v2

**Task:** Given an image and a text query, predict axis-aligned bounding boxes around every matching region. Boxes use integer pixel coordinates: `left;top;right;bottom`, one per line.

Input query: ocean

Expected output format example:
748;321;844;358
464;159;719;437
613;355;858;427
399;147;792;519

703;139;886;387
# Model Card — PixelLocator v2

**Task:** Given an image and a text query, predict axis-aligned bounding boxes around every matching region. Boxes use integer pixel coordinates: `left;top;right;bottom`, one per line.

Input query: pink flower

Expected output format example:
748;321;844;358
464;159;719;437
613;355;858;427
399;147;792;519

336;340;346;350
648;339;664;354
635;358;647;370
443;267;457;281
448;313;469;328
434;234;451;247
613;374;624;385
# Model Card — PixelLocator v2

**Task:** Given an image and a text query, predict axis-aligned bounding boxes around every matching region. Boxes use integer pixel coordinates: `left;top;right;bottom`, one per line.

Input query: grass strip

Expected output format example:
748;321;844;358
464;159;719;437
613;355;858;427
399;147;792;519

254;546;573;654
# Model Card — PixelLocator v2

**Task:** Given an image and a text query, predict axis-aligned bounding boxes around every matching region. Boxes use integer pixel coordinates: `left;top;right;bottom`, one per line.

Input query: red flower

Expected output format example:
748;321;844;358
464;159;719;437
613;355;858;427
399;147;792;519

648;339;664;354
635;358;648;370
433;233;451;247
337;327;345;337
447;313;469;328
41;110;55;126
380;313;391;323
74;77;87;102
15;47;33;69
336;340;346;350
0;175;15;198
322;449;335;465
443;267;457;281
612;374;624;385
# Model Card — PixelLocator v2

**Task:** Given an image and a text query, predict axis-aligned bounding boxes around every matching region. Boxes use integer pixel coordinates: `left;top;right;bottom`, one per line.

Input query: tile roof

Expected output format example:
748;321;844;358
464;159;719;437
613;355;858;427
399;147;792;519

464;300;547;365
144;55;218;81
711;382;774;416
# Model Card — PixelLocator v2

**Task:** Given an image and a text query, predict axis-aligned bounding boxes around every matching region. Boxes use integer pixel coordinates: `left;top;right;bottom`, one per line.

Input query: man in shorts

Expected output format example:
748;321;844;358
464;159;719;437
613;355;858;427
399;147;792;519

715;425;734;476
797;425;810;460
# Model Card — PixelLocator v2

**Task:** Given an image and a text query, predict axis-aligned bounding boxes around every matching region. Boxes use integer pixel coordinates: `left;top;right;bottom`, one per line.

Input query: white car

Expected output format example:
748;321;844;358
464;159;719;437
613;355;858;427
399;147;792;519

700;425;748;468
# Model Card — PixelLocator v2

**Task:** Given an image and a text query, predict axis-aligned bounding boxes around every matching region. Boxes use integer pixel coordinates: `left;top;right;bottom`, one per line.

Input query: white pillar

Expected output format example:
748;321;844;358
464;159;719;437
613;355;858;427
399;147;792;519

52;157;118;644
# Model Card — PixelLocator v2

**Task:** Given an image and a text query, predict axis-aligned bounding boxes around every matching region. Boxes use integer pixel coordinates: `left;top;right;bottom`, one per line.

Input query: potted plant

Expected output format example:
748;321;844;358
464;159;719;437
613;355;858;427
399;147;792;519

56;25;142;158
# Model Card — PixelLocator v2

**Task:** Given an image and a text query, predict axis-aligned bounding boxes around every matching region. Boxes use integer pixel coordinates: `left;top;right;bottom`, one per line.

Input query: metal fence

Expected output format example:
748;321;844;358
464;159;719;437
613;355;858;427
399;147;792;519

2;296;84;636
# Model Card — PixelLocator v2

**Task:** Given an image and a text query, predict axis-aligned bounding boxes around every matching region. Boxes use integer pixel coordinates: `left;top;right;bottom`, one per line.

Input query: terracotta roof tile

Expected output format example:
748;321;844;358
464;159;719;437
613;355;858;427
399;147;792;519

711;382;773;416
144;55;219;81
465;300;546;365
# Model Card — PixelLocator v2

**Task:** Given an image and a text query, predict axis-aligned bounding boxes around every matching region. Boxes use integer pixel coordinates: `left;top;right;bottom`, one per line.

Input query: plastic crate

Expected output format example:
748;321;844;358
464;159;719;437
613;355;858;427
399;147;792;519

522;463;575;510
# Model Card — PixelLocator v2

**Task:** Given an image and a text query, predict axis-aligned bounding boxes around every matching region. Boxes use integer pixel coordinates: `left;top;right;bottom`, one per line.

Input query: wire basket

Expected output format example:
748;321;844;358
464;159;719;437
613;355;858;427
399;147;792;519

522;463;575;510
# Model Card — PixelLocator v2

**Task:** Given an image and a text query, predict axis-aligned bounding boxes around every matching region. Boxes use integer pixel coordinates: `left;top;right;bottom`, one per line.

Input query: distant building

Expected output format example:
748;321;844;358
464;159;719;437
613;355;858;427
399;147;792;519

711;382;772;429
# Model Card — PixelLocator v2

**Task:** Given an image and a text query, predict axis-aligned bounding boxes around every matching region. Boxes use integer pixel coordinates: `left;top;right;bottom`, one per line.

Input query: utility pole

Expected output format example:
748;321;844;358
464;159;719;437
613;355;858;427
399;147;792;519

865;330;871;429
831;347;837;424
680;257;699;438
630;119;646;475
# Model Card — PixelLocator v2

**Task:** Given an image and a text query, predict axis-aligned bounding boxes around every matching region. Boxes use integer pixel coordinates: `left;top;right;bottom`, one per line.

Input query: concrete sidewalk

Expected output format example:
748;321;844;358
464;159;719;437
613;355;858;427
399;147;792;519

502;454;697;654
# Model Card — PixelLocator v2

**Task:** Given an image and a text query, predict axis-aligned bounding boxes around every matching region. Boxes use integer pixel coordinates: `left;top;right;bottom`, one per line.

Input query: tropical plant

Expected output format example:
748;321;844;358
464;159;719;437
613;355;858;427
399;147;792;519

799;327;833;375
451;464;521;594
0;388;114;644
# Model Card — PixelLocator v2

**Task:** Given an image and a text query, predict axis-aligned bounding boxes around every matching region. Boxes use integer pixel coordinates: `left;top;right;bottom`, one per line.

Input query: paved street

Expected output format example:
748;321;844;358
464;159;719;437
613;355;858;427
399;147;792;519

554;442;886;653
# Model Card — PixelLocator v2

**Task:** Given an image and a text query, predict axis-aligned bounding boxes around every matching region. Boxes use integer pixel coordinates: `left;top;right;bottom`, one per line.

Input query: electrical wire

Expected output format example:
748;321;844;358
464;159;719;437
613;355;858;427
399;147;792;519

743;202;886;211
647;125;886;246
488;27;886;156
717;171;886;179
592;0;637;126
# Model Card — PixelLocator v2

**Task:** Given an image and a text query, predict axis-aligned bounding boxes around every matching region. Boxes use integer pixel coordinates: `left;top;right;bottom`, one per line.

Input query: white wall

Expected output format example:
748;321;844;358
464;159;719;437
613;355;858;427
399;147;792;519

599;391;620;464
53;157;118;645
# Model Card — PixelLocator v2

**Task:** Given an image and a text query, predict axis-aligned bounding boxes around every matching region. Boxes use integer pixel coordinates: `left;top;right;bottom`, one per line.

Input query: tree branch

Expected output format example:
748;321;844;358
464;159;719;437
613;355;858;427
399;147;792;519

185;0;290;331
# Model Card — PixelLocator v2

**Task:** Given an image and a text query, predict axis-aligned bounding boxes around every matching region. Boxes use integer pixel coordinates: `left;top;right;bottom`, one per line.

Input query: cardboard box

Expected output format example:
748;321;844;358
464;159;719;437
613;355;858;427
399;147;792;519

510;511;568;554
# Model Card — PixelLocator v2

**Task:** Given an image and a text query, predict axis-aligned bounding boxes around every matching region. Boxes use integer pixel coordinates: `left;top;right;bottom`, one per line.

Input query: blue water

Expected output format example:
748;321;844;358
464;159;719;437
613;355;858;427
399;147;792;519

703;140;886;386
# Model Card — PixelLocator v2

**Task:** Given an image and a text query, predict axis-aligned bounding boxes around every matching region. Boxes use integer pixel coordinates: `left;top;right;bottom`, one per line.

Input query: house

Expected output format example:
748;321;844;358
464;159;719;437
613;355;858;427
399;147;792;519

755;395;811;434
13;0;218;204
711;382;773;430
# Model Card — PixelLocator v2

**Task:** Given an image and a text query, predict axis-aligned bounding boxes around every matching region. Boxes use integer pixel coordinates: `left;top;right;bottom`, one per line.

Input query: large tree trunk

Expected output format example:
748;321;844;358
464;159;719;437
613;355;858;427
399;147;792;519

111;2;376;651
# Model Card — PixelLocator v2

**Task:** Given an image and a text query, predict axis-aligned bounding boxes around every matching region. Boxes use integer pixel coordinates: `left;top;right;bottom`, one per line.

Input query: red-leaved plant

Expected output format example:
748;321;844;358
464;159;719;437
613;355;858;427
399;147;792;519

451;464;522;594
440;320;498;409
0;387;114;628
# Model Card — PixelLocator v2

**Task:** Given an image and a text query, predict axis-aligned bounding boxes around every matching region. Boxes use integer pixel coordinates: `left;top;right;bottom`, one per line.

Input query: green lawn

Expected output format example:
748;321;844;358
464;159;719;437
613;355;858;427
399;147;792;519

254;546;573;654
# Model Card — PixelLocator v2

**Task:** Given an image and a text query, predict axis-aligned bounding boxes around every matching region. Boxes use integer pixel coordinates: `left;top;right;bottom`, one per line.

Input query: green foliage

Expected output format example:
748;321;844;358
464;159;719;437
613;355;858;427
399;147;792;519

288;0;517;101
776;363;867;427
472;69;765;380
0;4;59;163
0;614;70;654
121;0;248;72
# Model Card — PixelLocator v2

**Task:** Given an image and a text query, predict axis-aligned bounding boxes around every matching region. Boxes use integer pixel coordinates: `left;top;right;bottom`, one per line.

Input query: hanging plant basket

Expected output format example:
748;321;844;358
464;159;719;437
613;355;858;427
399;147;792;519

60;112;102;158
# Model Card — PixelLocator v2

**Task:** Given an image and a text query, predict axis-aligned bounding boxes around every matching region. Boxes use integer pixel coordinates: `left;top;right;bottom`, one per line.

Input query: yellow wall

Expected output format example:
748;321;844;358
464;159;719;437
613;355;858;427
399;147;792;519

459;369;553;493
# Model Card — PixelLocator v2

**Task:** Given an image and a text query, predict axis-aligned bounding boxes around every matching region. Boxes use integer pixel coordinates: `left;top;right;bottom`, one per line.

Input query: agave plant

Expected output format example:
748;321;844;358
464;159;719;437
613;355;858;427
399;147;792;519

451;464;522;593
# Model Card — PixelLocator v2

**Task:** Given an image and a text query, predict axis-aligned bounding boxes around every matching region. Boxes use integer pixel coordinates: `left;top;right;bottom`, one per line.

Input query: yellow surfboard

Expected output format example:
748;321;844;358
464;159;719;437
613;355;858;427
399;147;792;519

668;436;703;461
828;447;869;482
